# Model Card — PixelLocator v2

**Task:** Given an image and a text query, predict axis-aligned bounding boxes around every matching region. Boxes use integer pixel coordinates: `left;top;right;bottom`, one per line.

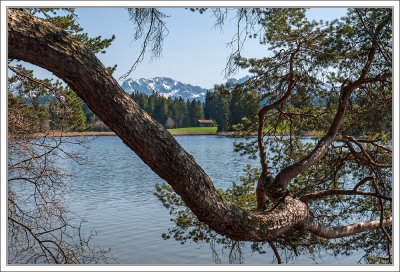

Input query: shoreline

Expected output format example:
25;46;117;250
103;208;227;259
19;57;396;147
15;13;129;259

23;130;324;138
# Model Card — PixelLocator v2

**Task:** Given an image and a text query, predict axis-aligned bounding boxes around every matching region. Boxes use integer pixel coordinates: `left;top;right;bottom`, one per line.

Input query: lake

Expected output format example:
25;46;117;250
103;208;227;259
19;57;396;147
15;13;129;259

54;135;362;264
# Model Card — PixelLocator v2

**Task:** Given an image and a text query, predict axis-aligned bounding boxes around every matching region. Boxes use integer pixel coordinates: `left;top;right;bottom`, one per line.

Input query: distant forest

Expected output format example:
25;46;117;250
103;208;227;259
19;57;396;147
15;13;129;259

83;91;259;132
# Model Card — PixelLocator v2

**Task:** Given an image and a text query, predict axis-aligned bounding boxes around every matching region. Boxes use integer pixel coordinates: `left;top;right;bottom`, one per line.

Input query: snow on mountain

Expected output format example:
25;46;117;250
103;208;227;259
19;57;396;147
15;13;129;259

8;81;56;104
226;75;251;84
121;76;253;102
121;77;213;102
8;81;19;97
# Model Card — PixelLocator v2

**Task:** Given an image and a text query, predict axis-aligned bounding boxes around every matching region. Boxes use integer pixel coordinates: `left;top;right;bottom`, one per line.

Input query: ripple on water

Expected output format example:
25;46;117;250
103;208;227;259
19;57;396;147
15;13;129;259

58;136;360;264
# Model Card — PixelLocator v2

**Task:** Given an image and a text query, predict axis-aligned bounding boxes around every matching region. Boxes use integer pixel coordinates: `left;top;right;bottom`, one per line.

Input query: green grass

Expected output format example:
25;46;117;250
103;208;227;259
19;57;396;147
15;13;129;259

167;127;218;133
264;121;290;133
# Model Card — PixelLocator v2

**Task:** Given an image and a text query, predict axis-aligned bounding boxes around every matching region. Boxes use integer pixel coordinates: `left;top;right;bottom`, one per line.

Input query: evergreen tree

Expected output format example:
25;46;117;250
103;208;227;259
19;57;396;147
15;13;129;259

188;99;205;126
196;100;205;122
153;96;168;124
188;99;196;126
229;93;244;130
130;92;208;129
215;95;231;132
204;91;217;120
154;7;392;263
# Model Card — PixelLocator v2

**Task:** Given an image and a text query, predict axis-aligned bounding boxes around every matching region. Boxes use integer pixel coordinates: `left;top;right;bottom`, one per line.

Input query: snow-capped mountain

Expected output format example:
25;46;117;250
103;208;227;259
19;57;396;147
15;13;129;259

226;75;251;84
8;81;19;97
8;81;55;104
121;77;212;102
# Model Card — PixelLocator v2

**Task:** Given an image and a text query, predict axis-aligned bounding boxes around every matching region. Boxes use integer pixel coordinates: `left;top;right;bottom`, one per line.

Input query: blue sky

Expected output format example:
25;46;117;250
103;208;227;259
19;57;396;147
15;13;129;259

19;8;348;89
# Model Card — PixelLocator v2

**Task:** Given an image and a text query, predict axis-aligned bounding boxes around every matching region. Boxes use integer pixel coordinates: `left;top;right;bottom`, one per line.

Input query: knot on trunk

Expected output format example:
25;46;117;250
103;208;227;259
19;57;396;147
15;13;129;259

256;172;288;208
264;180;289;203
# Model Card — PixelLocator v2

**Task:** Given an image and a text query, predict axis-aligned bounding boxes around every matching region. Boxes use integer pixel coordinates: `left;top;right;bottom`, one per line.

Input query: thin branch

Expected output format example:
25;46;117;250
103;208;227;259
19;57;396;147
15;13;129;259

121;10;154;80
303;216;392;239
355;9;392;67
9;140;62;169
255;45;299;207
299;189;391;202
258;42;300;175
356;140;392;153
121;8;168;80
257;77;288;175
268;241;282;264
340;136;391;168
364;72;392;83
276;108;325;130
8;216;60;264
222;8;261;76
370;179;392;243
353;176;374;191
35;223;68;236
8;65;67;106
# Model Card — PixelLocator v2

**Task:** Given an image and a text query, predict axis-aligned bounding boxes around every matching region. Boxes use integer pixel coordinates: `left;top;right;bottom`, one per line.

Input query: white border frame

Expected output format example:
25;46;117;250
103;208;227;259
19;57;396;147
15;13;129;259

1;1;399;271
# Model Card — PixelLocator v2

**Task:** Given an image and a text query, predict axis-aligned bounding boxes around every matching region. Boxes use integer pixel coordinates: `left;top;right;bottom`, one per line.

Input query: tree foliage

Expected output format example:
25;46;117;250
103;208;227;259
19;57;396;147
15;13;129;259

130;90;258;131
156;7;392;263
130;92;205;128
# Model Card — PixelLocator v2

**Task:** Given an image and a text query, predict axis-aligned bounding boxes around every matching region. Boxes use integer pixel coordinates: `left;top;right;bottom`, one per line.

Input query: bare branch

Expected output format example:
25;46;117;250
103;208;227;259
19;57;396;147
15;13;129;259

120;8;169;80
268;241;282;264
370;179;392;243
8;216;60;264
299;189;391;202
9;140;62;168
302;216;392;239
8;65;67;105
217;8;264;77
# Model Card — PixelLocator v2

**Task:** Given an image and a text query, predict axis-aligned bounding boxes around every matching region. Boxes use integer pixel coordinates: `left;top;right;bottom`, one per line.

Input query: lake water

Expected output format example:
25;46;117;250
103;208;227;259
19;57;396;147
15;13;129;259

55;135;362;264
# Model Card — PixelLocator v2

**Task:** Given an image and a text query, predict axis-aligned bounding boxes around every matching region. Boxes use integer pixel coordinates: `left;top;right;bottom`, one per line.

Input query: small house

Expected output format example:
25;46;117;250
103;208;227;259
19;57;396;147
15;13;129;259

196;120;213;127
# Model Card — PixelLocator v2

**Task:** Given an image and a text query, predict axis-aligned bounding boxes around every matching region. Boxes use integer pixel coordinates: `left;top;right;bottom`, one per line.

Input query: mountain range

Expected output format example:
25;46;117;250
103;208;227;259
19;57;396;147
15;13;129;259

120;76;251;102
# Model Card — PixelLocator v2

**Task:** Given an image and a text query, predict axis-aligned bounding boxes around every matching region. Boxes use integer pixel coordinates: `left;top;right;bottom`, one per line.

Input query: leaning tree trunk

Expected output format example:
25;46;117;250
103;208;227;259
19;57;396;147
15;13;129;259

7;9;391;241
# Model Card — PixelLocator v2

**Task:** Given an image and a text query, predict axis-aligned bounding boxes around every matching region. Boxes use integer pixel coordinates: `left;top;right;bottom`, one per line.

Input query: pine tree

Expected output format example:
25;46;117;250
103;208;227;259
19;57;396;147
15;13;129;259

215;95;231;132
204;91;216;120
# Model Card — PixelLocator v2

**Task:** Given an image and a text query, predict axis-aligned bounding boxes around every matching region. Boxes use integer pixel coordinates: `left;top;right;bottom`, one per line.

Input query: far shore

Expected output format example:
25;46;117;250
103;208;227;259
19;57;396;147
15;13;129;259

26;131;220;138
22;130;324;138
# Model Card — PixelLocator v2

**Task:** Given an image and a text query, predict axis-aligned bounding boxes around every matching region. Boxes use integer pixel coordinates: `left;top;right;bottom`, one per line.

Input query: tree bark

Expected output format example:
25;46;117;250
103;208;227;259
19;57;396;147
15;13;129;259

7;9;391;241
